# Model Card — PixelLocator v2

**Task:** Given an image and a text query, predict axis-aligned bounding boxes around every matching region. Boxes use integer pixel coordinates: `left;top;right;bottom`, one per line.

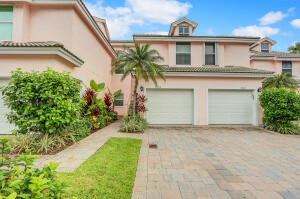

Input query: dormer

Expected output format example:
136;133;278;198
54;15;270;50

168;17;198;36
250;37;276;52
93;16;111;40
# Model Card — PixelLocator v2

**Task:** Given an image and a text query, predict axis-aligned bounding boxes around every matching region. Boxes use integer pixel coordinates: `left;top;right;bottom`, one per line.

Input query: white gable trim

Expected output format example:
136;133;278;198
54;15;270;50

0;47;84;67
250;37;276;49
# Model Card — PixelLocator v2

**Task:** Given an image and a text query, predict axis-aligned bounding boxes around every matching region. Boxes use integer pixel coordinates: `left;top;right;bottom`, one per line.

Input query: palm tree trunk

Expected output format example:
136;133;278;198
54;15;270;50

132;77;138;116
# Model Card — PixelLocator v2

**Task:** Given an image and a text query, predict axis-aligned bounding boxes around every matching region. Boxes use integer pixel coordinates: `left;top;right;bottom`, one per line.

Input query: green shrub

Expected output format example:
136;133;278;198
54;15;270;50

1;68;82;135
64;117;93;142
120;114;147;133
0;137;66;198
259;88;300;134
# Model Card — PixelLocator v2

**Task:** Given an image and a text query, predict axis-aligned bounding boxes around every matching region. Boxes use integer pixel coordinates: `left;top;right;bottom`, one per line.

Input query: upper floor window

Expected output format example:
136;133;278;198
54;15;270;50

261;43;269;52
282;61;292;75
178;26;189;36
205;43;216;65
176;42;191;65
0;6;13;41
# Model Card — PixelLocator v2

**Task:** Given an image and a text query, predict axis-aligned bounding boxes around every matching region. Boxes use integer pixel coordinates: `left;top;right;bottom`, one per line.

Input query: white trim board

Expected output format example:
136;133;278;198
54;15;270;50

250;56;300;61
164;72;273;77
0;47;84;67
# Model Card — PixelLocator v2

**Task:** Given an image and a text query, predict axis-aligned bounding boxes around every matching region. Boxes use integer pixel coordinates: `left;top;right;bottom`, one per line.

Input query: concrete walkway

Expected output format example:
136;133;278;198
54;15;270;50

34;121;145;172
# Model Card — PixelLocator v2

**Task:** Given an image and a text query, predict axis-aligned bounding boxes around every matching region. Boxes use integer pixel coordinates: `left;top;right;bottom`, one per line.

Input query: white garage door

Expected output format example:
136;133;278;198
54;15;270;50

0;79;13;134
208;90;254;125
146;89;193;125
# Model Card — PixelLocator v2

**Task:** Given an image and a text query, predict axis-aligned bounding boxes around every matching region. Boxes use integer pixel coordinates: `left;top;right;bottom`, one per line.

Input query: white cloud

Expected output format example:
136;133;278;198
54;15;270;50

85;0;192;39
207;28;214;35
259;11;287;25
291;19;300;29
127;0;191;24
232;25;279;37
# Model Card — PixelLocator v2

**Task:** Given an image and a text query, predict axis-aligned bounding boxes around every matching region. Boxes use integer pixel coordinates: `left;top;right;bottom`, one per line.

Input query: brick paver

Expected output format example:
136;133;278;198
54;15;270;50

132;126;300;199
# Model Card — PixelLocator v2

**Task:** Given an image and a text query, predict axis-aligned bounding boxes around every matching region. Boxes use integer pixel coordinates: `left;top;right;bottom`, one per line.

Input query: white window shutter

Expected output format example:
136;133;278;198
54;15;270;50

203;43;205;65
215;43;219;65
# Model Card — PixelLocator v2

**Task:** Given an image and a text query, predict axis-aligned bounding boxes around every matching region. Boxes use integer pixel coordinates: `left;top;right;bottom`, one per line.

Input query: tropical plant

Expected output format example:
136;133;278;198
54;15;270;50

262;73;298;89
288;42;300;54
13;117;93;154
112;40;165;115
259;88;300;134
135;93;148;113
1;68;82;135
120;114;147;133
0;137;66;198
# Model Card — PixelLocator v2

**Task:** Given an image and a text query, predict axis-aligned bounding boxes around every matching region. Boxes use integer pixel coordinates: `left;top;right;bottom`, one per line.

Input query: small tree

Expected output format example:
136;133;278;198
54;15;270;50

112;40;165;116
1;68;82;135
288;42;300;54
262;73;298;89
259;88;300;134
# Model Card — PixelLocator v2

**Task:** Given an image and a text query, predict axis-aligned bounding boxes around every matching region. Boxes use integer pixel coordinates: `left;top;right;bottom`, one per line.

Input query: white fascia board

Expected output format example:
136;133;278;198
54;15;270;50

250;56;300;61
164;72;273;78
0;47;84;67
134;36;258;43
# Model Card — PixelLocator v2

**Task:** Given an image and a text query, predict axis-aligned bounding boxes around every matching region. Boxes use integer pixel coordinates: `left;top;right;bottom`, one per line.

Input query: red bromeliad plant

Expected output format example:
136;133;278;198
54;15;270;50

135;93;147;113
82;88;100;117
104;93;113;112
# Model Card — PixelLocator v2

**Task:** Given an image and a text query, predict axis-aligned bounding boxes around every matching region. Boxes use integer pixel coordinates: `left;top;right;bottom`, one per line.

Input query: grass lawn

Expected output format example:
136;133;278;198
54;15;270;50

59;137;142;199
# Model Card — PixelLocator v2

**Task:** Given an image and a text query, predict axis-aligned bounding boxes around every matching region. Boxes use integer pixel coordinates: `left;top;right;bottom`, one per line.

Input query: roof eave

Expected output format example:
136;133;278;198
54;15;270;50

0;46;84;67
164;72;273;77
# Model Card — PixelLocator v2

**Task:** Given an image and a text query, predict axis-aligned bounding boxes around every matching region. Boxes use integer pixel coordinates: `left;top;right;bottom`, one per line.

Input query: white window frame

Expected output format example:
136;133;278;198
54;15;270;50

282;61;292;75
178;25;189;36
0;5;13;41
115;93;124;107
203;42;218;65
261;43;269;52
176;42;191;65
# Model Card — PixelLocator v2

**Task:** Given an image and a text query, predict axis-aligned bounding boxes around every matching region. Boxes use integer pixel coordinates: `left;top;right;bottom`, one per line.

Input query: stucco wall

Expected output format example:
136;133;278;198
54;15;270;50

224;43;251;67
9;2;113;87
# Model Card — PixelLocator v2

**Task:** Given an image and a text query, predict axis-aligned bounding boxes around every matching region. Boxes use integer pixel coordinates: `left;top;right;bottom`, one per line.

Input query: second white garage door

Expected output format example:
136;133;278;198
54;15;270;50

208;90;254;125
146;88;194;125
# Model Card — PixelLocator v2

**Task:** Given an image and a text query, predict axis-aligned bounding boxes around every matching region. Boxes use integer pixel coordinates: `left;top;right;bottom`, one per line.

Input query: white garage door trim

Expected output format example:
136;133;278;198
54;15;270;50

145;87;196;125
206;87;258;126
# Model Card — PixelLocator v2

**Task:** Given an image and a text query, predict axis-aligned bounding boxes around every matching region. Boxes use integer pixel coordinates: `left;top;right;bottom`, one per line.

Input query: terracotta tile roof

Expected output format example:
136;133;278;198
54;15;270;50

251;51;300;58
163;66;274;74
0;41;84;64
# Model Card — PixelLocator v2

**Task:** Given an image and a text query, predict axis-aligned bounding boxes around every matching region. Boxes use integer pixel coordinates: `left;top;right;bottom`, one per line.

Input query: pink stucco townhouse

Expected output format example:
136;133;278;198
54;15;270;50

0;1;299;134
111;18;300;126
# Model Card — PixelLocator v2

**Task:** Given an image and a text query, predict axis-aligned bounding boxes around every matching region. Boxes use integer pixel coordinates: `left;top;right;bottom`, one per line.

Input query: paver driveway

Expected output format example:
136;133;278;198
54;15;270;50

132;126;300;199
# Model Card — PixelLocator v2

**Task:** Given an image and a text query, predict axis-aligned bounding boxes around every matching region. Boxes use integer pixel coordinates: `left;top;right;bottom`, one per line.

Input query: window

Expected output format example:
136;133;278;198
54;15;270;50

282;61;292;74
0;6;13;41
115;93;124;106
261;43;269;52
205;43;216;65
176;42;191;65
178;26;189;36
115;67;124;74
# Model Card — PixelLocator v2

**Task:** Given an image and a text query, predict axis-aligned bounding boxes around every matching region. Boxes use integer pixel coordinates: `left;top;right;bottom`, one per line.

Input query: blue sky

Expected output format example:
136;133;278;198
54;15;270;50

85;0;300;52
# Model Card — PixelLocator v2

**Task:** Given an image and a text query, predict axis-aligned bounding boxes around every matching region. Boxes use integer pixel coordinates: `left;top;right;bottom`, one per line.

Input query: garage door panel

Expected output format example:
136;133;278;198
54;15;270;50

208;90;253;125
147;89;193;125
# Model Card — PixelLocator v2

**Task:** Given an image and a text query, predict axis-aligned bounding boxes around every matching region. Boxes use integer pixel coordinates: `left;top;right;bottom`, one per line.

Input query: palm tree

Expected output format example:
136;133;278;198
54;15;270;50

288;42;300;54
262;73;298;89
112;40;165;115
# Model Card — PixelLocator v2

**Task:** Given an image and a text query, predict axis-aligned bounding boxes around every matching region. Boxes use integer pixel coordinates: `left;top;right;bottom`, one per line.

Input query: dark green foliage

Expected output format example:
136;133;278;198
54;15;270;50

288;42;300;54
108;111;118;121
63;117;93;142
1;68;82;135
259;88;300;134
0;137;66;198
120;114;147;133
262;73;298;89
